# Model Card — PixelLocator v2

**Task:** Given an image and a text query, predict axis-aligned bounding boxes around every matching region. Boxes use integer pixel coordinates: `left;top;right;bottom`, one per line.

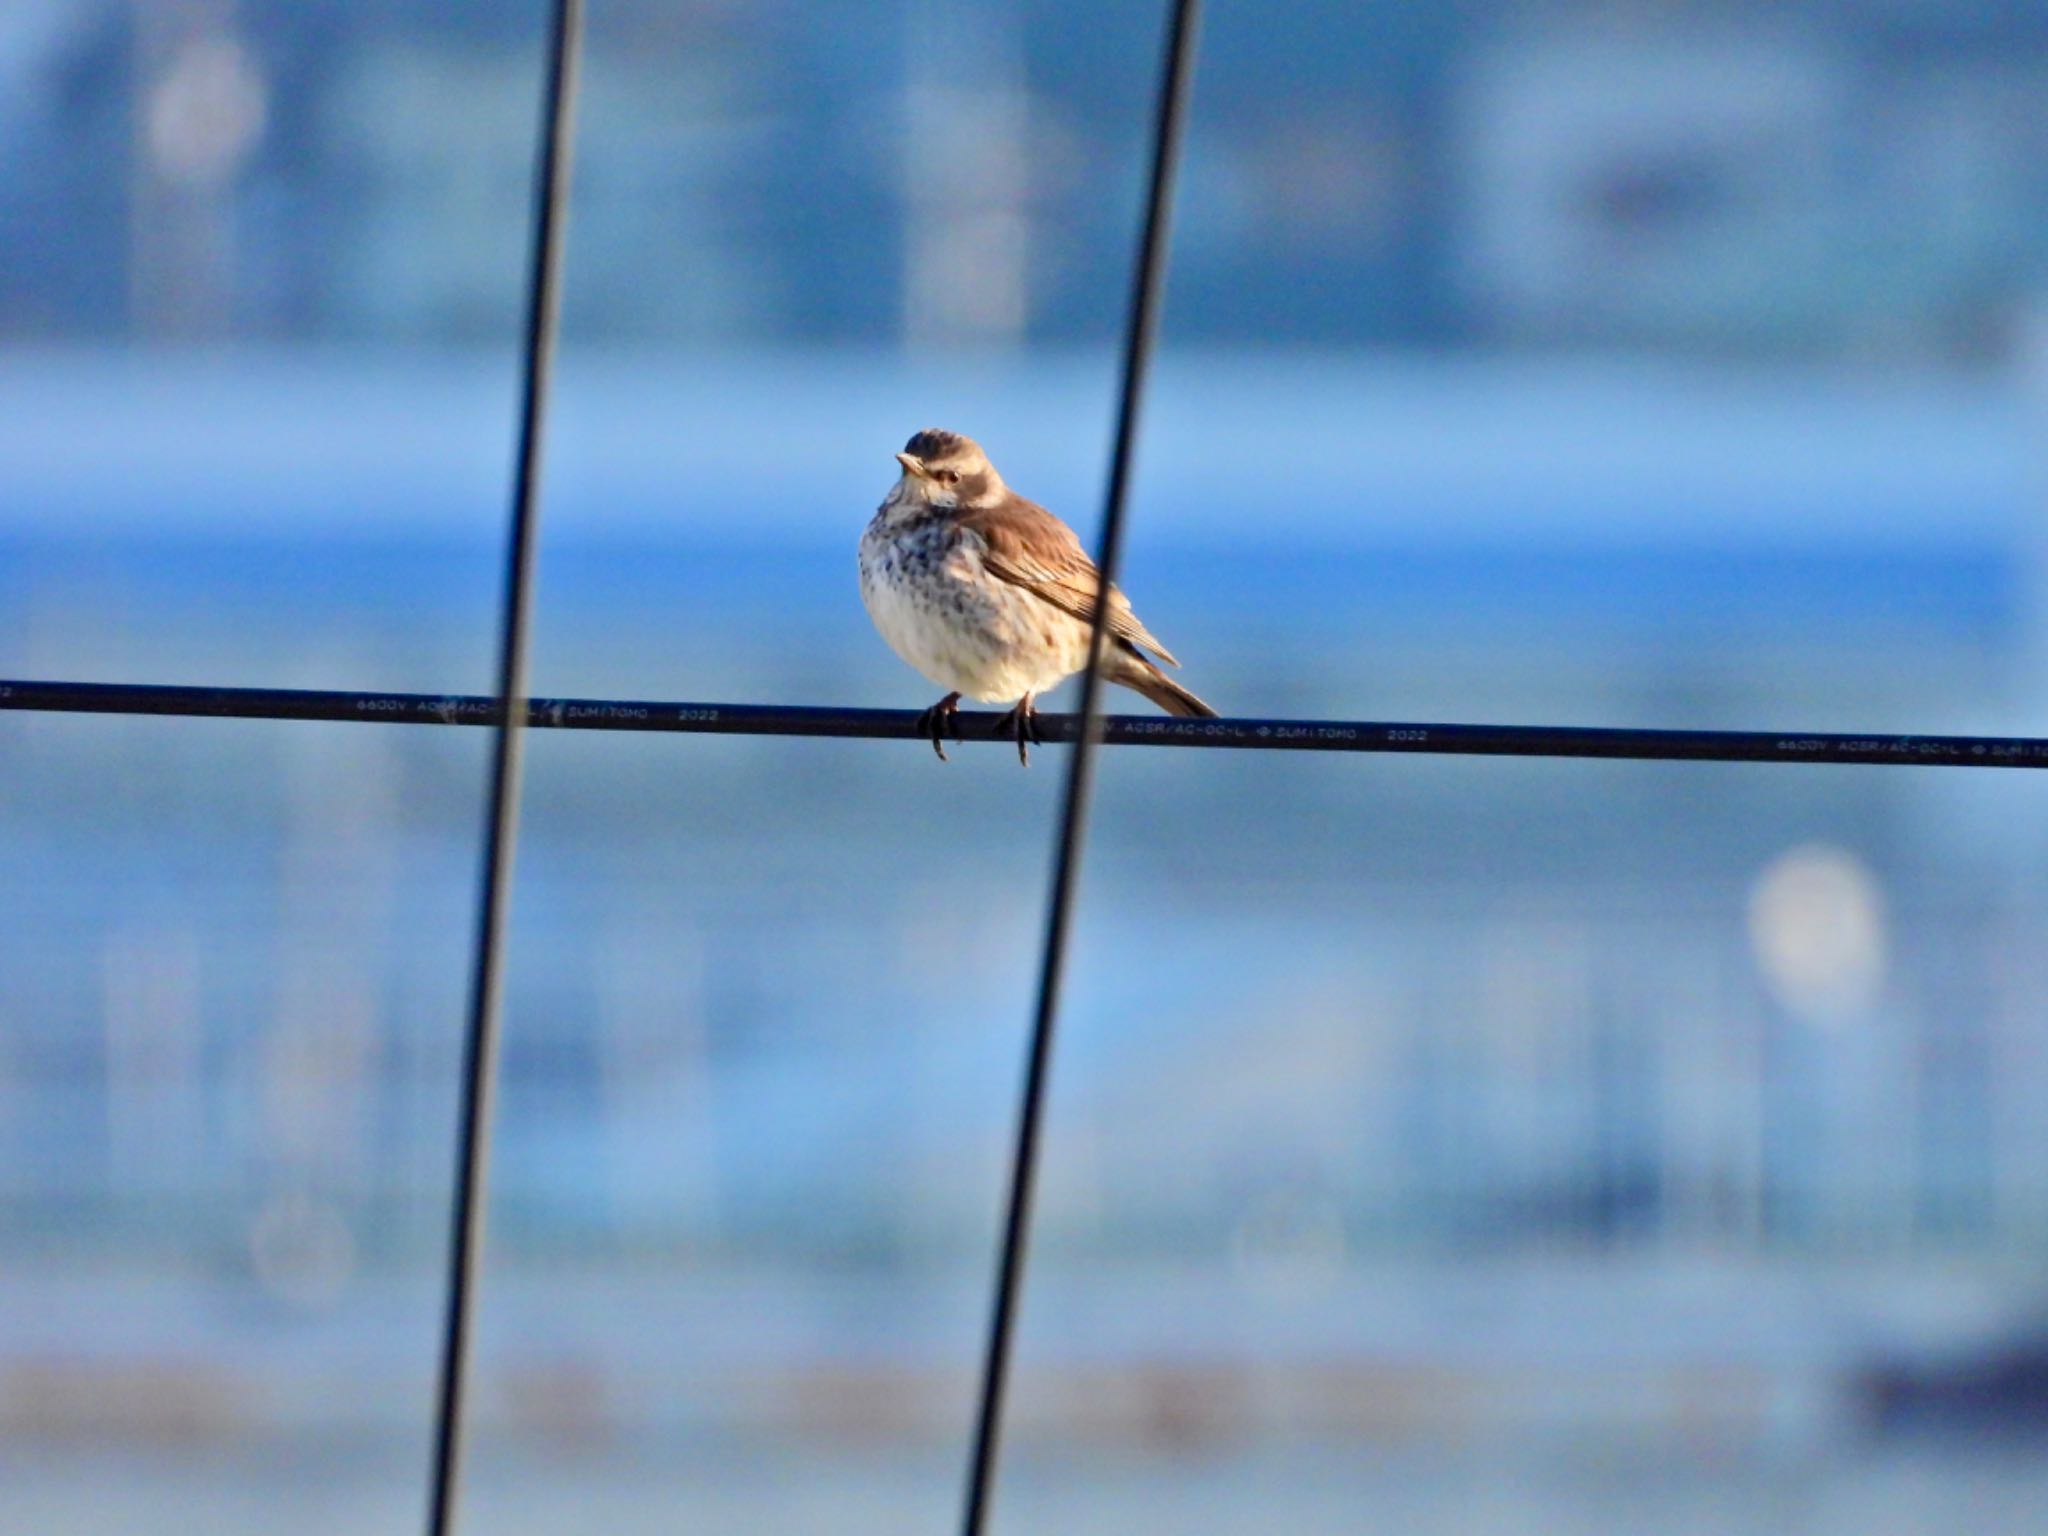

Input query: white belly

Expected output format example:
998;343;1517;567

860;525;1089;702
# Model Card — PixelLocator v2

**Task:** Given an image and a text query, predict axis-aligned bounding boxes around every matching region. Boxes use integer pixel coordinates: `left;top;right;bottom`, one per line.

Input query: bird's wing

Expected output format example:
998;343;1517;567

957;498;1181;667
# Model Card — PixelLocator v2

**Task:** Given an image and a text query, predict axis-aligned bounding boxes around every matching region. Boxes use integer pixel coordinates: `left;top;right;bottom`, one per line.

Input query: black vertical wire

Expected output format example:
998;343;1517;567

959;2;1203;1532
425;3;583;1534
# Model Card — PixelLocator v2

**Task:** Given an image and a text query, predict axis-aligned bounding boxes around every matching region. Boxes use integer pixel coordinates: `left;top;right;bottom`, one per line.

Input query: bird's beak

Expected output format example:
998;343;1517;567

895;452;929;479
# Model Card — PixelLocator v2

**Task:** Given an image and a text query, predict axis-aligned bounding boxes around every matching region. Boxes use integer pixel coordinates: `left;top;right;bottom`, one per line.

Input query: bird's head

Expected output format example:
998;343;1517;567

893;428;1003;509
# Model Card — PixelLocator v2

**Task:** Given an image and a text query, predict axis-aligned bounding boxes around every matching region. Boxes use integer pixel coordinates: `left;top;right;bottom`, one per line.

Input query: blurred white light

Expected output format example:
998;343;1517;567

1747;843;1887;1026
145;35;267;187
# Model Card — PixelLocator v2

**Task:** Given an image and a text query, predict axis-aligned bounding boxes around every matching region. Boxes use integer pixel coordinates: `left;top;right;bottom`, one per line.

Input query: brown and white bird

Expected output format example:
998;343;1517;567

859;428;1216;764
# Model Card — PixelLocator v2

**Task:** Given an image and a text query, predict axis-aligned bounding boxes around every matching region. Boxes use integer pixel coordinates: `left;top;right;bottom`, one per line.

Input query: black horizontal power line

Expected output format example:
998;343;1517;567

6;677;2044;769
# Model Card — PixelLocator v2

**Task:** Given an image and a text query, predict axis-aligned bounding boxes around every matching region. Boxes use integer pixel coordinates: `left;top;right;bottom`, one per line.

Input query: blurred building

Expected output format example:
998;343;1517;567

1457;12;2048;358
5;0;2048;352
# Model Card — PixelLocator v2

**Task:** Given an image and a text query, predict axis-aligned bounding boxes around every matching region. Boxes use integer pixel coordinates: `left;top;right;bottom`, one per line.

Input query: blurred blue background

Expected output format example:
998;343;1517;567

6;1;2048;1532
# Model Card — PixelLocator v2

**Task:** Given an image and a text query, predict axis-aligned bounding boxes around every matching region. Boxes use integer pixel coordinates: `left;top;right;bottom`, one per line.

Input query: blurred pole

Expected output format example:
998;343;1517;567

2004;297;2048;1240
424;4;583;1535
127;0;267;337
902;0;1030;346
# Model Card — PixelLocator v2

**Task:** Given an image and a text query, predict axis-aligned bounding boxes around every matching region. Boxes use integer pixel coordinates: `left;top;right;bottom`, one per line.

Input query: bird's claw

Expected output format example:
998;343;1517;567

917;692;963;762
993;695;1039;767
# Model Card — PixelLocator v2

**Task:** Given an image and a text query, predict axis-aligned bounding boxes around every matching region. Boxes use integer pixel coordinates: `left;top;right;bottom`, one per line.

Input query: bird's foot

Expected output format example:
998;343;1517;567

917;692;963;762
992;694;1040;767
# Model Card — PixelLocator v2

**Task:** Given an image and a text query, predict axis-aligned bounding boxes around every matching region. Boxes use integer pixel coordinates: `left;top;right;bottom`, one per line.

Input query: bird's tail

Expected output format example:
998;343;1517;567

1107;649;1219;718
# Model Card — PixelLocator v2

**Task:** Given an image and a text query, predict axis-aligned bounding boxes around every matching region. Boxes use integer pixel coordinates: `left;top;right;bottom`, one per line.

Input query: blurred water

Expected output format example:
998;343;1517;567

5;350;2048;1531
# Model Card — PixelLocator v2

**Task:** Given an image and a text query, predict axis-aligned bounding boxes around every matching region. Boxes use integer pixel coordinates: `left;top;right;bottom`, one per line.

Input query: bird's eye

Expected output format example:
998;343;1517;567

938;469;959;485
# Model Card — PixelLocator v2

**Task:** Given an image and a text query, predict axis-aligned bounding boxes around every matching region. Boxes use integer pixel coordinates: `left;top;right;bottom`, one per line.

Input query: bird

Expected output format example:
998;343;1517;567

859;427;1216;765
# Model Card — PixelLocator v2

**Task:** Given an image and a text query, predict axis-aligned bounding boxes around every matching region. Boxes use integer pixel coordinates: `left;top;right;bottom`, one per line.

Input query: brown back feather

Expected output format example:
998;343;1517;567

954;497;1182;667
